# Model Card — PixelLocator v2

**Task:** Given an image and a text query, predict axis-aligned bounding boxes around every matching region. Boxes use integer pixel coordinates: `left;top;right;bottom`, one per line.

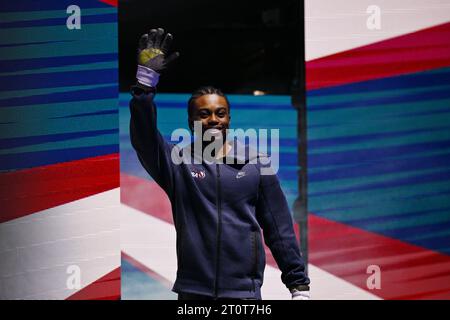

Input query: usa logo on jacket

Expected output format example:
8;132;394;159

190;168;206;179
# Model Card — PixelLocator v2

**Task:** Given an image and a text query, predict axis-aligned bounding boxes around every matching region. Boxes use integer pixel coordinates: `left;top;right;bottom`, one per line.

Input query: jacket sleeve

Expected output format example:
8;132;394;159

255;160;310;289
129;91;175;199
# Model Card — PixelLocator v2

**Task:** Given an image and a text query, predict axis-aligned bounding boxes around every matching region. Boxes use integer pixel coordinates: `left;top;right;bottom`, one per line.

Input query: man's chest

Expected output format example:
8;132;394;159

185;162;260;204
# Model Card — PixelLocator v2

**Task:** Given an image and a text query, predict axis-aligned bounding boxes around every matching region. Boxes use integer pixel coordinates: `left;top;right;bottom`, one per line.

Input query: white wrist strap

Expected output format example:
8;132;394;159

136;65;160;88
291;289;310;300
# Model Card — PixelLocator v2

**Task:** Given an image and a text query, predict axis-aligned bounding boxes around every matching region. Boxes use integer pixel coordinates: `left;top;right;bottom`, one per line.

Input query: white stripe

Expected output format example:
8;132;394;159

0;189;120;299
120;204;380;300
306;0;450;61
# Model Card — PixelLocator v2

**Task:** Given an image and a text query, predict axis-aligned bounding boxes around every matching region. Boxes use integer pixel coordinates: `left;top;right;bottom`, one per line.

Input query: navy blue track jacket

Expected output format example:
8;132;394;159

129;92;310;299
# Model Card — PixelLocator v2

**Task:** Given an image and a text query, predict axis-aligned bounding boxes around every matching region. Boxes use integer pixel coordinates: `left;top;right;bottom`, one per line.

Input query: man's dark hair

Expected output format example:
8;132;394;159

187;86;230;118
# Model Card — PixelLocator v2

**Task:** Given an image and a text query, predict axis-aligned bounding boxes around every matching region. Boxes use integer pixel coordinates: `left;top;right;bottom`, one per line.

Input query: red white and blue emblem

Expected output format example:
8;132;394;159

190;168;206;179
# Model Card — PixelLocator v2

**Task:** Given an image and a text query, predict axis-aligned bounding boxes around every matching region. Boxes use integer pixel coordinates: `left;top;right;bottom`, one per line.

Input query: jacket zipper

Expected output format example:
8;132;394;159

213;163;222;298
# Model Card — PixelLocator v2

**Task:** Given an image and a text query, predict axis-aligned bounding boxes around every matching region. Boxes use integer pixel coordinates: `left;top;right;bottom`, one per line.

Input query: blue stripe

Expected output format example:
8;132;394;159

0;53;117;73
310;170;450;197
0;85;117;108
345;206;450;226
308;123;339;129
309;153;450;182
309;86;450;112
0;40;73;48
0;69;117;91
0;1;111;12
311;192;450;217
308;126;450;150
0;144;118;172
308;67;450;97
384;107;450;119
312;204;366;214
411;236;450;254
0;13;117;28
51;109;118;119
0;129;118;150
308;140;450;168
397;189;450;200
370;222;450;251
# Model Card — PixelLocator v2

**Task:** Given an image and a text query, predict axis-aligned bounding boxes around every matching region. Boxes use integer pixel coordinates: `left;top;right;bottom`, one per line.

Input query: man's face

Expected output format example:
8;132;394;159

189;94;231;141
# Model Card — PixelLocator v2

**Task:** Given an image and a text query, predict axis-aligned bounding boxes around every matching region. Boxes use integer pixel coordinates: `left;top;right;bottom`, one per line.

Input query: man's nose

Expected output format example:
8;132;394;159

208;114;219;124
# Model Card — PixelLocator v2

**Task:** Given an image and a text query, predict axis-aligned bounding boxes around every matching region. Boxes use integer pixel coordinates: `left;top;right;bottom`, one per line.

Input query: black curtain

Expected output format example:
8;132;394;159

119;0;304;95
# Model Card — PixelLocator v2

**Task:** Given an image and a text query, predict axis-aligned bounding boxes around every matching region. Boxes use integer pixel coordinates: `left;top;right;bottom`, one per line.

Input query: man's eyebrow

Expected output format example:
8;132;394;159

197;105;227;110
212;106;228;111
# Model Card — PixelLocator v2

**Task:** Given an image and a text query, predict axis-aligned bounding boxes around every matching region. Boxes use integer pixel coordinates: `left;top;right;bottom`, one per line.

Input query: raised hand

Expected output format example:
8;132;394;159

136;28;180;88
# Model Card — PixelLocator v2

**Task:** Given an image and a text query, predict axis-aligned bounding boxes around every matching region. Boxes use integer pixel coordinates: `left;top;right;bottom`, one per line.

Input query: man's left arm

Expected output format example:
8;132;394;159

255;161;311;299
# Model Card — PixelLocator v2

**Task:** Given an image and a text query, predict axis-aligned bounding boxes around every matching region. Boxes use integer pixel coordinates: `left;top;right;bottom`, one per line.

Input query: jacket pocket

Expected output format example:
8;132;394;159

219;223;257;291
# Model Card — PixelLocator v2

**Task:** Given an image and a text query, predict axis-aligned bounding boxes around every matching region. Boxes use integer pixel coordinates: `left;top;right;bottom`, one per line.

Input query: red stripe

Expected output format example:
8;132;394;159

0;154;119;223
122;252;173;289
98;0;117;7
120;173;174;224
66;267;120;300
309;214;450;300
306;22;450;90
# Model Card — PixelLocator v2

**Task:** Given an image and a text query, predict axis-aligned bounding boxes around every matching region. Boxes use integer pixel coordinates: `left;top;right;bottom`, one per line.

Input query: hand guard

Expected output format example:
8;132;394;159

136;28;180;88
